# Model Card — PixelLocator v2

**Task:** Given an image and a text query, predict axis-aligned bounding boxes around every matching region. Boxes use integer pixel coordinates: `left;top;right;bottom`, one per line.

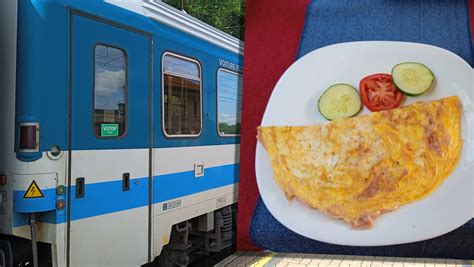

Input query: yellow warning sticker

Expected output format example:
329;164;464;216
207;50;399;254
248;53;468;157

23;180;44;198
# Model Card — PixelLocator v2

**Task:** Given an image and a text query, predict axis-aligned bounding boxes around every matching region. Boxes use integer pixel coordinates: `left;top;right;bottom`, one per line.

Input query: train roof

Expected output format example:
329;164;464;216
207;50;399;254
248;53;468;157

105;0;244;55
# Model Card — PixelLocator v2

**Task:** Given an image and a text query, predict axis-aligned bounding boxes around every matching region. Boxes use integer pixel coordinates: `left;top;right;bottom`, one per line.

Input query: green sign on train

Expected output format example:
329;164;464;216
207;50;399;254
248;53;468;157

101;123;119;137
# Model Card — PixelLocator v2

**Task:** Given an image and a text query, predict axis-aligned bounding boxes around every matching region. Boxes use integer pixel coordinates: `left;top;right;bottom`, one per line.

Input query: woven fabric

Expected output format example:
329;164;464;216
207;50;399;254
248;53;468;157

297;0;473;63
251;198;474;259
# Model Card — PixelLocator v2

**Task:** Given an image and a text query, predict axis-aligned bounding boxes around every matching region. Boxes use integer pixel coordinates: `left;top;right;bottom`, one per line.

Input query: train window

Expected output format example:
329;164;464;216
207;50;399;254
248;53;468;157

217;69;242;136
162;53;202;137
93;44;127;138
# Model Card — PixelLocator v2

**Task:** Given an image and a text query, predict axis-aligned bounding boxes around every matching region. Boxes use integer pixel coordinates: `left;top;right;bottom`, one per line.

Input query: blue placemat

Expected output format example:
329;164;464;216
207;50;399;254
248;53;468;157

297;0;473;64
251;198;474;259
250;0;473;259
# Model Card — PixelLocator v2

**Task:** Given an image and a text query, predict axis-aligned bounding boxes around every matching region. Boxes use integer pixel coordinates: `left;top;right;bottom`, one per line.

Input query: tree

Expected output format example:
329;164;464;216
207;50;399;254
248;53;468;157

218;122;241;135
162;0;245;40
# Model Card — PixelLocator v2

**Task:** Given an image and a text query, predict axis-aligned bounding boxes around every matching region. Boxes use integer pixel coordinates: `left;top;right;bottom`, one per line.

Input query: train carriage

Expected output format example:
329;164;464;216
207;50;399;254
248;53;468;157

0;0;243;266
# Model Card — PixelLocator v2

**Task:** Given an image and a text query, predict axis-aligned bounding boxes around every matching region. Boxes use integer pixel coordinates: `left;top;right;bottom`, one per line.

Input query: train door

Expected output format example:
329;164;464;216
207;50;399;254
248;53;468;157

69;13;152;266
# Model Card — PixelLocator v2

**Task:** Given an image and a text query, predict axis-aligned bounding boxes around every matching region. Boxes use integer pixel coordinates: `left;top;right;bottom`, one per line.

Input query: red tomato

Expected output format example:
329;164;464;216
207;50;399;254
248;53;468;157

359;73;404;111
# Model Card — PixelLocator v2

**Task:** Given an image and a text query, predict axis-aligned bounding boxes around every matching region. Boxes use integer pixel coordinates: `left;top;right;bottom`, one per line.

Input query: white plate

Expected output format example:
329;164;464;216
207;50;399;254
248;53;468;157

255;41;474;246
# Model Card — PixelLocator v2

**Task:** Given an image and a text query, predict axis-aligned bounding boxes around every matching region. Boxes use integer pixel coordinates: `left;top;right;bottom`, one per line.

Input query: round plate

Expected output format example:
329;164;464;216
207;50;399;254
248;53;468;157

255;41;473;246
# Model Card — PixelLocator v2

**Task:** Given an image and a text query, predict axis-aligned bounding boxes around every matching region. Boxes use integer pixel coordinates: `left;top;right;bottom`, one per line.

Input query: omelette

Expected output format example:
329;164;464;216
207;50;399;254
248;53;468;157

257;96;462;229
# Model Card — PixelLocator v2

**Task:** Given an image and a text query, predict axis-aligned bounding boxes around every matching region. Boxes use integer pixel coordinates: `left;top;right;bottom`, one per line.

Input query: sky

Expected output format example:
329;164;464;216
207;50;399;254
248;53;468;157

95;46;126;111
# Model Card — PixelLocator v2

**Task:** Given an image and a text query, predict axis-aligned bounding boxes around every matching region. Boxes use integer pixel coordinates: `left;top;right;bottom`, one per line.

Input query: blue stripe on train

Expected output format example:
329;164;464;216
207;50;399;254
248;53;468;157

13;163;238;227
13;188;57;213
153;163;239;203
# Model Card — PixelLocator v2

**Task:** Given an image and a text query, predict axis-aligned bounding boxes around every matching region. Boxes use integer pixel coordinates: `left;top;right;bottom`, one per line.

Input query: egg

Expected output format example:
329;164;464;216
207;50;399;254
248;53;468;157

257;96;462;229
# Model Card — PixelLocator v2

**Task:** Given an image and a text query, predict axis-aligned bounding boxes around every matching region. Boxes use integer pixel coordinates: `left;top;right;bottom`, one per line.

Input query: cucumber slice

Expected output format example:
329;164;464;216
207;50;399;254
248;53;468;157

391;62;434;96
318;84;361;120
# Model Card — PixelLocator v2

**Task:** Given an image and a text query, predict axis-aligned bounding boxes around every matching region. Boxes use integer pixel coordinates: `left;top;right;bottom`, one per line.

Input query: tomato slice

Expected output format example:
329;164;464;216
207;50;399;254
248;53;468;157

359;73;404;112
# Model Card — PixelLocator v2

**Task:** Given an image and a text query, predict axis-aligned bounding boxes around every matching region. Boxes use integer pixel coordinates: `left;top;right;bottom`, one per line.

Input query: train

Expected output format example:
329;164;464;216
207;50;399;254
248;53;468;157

0;0;243;266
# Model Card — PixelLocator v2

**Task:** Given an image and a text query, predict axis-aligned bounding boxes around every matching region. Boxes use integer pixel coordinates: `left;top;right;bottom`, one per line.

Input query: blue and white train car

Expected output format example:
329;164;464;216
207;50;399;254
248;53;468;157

0;0;243;266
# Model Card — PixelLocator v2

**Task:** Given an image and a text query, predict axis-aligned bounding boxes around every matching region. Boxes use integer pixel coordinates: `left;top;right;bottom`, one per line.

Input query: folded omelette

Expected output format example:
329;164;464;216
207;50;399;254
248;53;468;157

257;96;462;229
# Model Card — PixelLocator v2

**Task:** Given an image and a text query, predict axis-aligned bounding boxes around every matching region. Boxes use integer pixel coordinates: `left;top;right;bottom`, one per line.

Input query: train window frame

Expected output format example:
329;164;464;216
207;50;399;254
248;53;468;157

161;51;203;138
216;68;242;137
92;43;129;139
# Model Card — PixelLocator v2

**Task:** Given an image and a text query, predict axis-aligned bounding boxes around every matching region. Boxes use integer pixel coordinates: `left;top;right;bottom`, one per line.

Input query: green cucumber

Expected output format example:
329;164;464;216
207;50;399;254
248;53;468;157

391;62;435;96
318;84;361;120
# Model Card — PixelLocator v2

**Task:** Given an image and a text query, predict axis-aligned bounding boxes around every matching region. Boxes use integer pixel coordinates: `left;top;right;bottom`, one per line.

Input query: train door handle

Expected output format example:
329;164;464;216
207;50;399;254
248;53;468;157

122;173;130;191
76;177;85;198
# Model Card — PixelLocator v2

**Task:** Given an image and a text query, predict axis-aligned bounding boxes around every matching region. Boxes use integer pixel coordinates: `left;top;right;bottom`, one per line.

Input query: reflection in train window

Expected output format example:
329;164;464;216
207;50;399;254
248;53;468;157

162;53;202;137
217;69;242;136
93;44;127;138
